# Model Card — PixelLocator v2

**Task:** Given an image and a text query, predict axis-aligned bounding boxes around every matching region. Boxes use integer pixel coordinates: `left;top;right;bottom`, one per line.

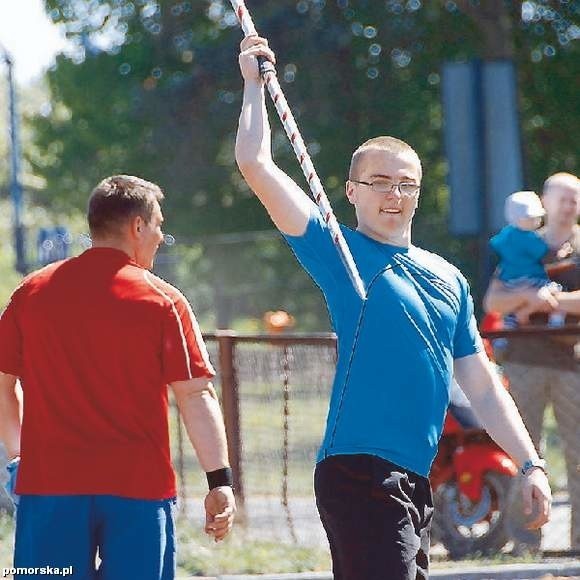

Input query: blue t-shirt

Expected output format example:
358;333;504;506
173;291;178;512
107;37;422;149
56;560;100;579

284;208;483;477
490;225;549;284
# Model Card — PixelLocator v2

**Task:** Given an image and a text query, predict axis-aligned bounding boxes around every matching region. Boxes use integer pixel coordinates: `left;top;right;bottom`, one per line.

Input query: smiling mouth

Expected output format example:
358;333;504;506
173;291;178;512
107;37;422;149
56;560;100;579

380;208;401;214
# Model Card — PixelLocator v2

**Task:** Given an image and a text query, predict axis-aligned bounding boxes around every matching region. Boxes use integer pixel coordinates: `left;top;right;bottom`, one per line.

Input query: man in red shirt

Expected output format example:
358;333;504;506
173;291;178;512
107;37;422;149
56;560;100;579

0;175;235;579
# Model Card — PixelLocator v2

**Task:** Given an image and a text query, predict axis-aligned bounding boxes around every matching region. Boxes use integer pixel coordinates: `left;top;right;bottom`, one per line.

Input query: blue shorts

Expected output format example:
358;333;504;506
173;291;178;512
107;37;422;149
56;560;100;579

14;495;176;580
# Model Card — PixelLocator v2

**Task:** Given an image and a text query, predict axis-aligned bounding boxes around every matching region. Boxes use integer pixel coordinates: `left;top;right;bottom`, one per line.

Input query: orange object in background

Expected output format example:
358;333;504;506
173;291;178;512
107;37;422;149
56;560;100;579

263;310;295;333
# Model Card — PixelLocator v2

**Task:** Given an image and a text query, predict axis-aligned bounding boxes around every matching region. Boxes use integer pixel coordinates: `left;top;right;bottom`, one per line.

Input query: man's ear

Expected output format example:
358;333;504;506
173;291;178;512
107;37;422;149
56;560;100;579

345;181;356;205
130;215;144;239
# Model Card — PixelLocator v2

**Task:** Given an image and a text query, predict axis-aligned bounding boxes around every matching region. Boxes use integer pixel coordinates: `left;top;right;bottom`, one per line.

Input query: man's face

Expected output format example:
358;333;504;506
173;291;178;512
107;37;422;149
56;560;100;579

346;149;421;245
543;181;579;229
134;200;164;269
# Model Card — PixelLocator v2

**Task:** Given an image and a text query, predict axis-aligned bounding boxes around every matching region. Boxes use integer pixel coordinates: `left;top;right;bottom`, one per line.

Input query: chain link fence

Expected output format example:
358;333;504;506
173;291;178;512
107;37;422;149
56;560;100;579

169;330;577;559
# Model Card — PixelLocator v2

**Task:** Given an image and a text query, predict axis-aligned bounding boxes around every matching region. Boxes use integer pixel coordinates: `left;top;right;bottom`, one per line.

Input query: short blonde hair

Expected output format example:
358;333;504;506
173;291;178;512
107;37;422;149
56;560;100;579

349;136;422;180
543;172;579;195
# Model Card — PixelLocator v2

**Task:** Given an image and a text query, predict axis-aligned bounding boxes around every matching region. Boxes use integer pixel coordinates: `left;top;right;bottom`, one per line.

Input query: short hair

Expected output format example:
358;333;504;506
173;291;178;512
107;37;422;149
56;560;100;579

88;175;164;238
349;136;423;180
543;172;579;195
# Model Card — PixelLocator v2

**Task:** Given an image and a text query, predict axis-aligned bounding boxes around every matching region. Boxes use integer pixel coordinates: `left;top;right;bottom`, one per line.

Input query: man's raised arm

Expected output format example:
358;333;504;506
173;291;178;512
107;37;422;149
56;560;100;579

235;36;315;236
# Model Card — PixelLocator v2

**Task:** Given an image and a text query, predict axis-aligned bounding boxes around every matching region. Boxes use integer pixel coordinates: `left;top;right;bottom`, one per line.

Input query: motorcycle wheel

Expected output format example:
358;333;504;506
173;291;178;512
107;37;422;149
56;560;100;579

433;472;513;559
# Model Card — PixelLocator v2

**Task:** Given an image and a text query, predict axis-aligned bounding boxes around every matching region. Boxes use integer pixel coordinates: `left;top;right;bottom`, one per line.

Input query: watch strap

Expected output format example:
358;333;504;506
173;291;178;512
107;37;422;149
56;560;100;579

521;458;547;476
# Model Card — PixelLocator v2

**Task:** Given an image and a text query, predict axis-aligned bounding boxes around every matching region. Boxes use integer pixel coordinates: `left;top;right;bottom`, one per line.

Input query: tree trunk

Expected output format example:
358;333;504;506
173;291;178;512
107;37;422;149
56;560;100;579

454;0;515;60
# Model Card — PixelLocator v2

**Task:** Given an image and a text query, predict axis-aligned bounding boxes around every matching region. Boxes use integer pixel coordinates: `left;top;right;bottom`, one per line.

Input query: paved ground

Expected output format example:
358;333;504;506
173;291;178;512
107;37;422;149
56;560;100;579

186;493;572;552
189;558;580;579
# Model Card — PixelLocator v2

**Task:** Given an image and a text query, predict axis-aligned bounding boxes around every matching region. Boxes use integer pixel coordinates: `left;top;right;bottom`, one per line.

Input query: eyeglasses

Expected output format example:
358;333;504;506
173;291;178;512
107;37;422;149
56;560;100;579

350;179;420;198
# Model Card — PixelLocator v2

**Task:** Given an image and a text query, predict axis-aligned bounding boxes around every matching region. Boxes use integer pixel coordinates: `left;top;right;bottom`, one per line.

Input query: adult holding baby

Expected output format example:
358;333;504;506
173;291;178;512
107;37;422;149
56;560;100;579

484;172;580;550
490;190;564;327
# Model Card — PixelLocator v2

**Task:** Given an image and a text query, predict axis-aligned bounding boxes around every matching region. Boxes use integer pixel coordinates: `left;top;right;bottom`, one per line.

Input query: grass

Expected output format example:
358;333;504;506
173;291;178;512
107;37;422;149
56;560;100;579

170;378;329;498
175;522;330;576
0;514;14;571
431;551;540;566
0;512;331;577
542;406;568;493
430;553;543;571
0;511;563;577
0;511;550;576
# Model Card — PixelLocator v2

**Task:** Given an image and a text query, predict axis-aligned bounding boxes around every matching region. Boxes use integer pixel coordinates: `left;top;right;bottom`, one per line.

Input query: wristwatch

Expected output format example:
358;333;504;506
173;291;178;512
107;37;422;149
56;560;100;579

521;458;547;476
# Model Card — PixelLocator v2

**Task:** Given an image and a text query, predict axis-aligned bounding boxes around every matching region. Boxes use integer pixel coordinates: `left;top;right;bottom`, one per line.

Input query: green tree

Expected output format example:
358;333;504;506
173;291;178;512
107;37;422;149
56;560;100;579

26;0;578;327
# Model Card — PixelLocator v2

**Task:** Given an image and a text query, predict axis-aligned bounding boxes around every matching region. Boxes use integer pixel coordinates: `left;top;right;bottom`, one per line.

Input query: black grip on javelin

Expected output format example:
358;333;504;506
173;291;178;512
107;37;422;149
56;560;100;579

257;55;276;77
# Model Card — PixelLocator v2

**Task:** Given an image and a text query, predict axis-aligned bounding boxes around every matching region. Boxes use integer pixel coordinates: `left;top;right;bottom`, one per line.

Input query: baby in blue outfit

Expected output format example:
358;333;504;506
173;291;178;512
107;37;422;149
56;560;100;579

490;190;562;327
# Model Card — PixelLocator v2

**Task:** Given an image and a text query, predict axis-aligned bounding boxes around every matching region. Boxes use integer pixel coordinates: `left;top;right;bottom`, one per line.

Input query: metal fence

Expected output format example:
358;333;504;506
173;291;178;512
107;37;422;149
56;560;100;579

0;329;576;558
171;332;335;547
170;329;578;558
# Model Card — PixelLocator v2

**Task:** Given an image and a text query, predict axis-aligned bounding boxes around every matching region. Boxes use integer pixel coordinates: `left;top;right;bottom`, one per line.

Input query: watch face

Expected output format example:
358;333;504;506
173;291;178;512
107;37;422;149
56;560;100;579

522;459;547;475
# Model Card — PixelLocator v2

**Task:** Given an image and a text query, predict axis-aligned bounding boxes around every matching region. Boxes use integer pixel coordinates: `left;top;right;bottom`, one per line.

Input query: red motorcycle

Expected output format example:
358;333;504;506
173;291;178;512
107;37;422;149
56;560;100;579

430;313;526;559
430;403;519;558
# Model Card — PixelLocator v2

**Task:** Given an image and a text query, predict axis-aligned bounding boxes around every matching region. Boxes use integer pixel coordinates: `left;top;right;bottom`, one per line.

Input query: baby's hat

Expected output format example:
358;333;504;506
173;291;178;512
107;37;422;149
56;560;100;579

505;190;545;224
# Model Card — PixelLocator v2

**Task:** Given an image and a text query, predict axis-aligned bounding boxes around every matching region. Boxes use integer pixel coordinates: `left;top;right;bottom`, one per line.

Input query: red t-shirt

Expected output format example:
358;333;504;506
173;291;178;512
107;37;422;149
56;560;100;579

0;248;215;499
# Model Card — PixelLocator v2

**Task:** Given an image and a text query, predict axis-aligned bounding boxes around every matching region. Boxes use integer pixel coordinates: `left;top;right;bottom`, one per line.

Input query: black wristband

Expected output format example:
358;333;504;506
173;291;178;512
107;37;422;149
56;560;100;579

206;467;234;490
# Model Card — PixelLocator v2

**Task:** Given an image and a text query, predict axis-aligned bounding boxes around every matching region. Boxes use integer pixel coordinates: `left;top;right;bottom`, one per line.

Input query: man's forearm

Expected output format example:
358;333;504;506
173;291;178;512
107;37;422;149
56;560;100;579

236;80;272;170
556;290;580;315
174;383;229;473
483;279;529;315
455;354;540;468
470;376;539;467
234;78;312;235
484;278;559;318
0;373;22;458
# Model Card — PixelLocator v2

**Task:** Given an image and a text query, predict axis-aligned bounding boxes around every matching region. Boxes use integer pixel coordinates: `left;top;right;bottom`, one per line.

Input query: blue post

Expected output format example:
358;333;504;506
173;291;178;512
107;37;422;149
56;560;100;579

2;48;27;275
443;59;524;292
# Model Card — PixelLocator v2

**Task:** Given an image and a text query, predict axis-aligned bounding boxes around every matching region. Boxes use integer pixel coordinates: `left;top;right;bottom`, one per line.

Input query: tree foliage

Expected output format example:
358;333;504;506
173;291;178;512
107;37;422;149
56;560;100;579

24;0;579;327
34;0;578;223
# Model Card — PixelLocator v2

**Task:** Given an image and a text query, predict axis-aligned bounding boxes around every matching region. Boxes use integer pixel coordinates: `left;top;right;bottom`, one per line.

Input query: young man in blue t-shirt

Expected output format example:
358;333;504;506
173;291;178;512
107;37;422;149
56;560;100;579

235;36;551;579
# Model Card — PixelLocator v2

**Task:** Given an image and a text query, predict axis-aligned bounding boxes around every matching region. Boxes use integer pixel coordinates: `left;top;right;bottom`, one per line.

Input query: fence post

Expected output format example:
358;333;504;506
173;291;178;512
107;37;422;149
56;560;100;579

175;404;187;517
217;332;245;511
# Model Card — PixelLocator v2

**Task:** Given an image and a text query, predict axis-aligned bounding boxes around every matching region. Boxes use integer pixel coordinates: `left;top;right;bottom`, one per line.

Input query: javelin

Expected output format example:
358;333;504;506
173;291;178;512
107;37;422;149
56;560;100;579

230;0;367;301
